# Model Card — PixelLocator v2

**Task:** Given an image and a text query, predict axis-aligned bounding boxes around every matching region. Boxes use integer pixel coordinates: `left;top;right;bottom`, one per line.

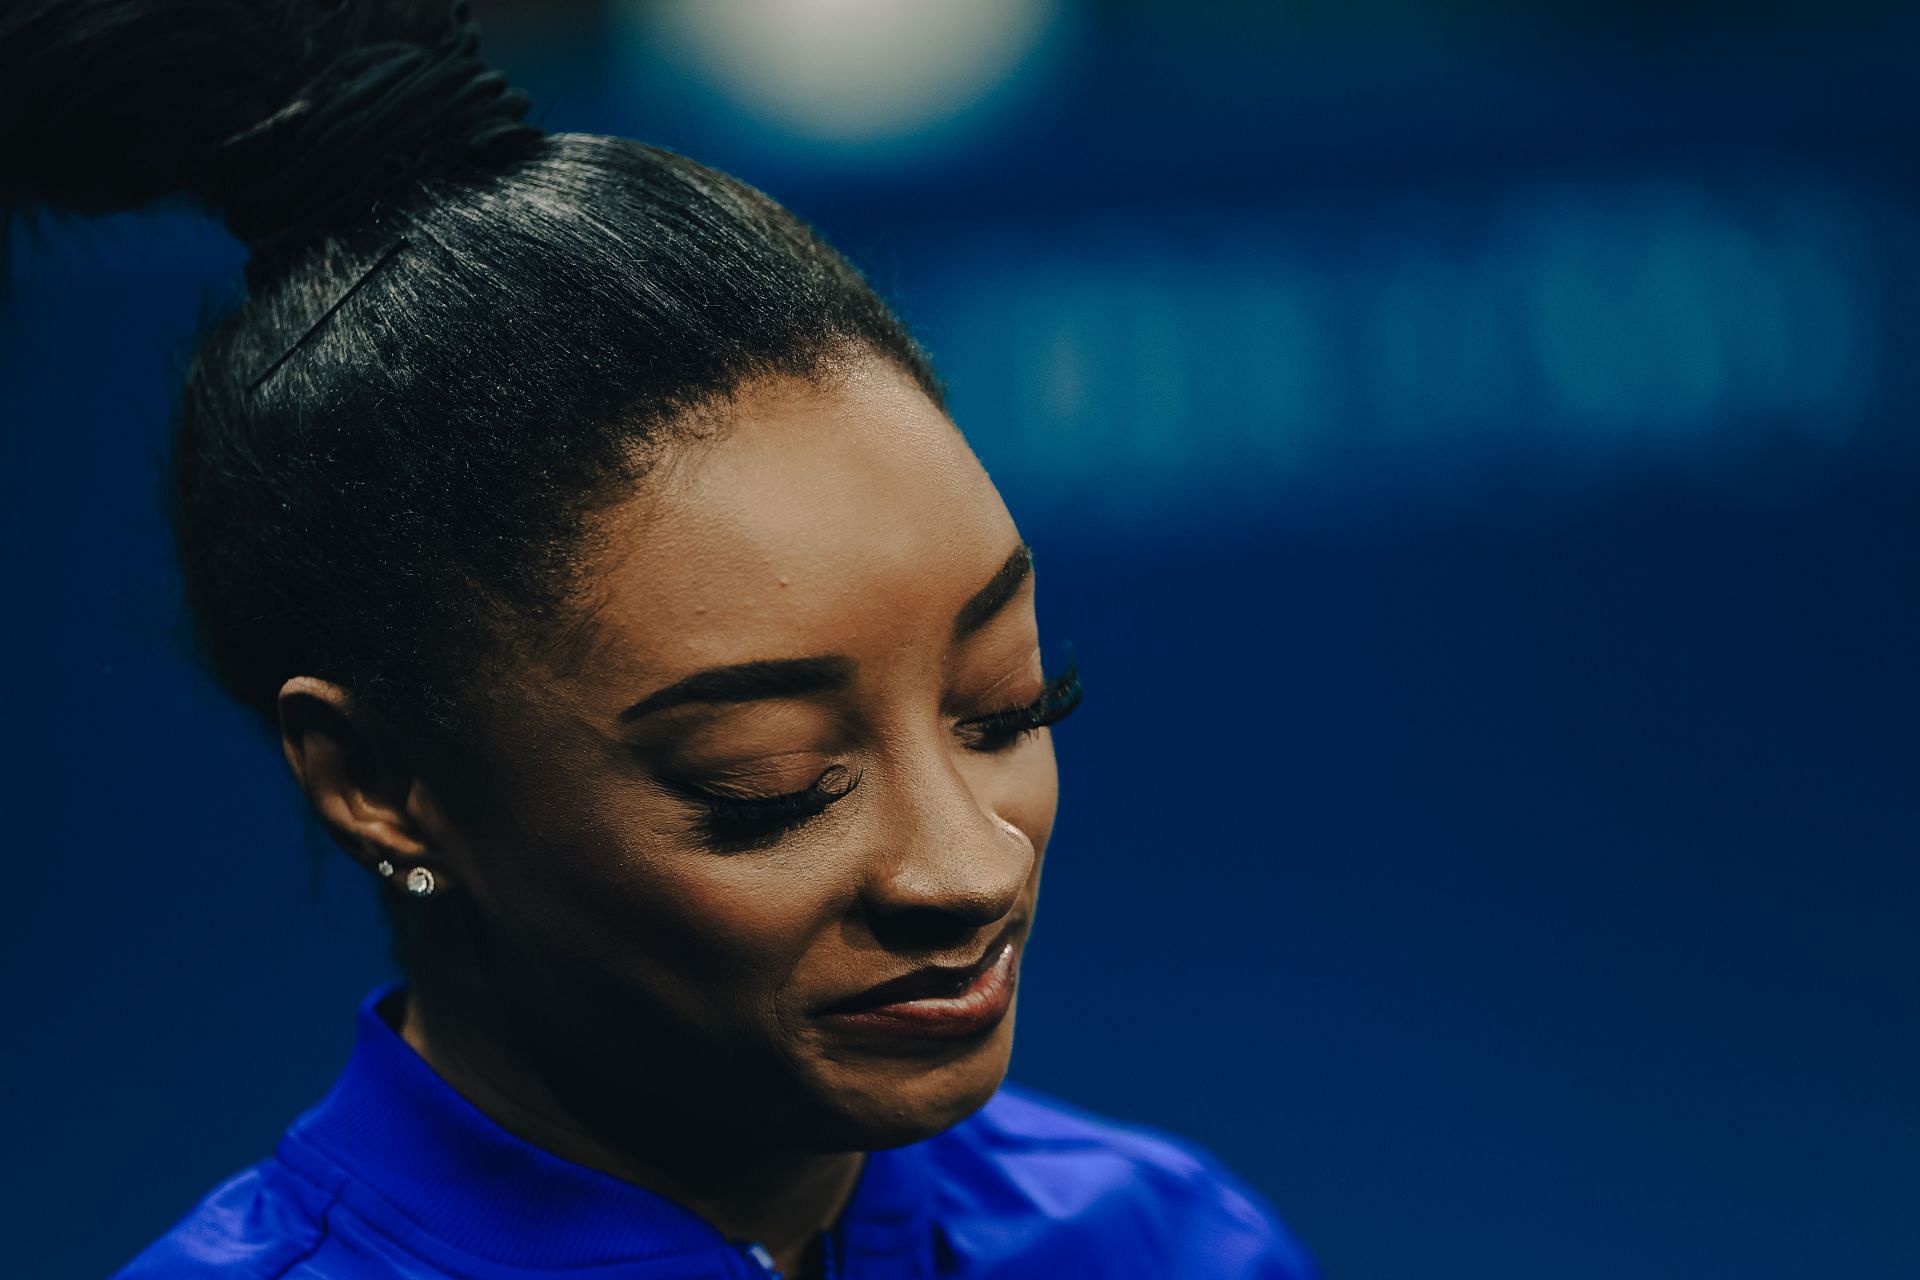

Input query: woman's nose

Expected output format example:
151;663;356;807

858;756;1034;948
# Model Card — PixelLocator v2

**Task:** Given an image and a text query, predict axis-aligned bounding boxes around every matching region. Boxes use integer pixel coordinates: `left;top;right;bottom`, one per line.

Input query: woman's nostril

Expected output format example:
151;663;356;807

866;903;984;952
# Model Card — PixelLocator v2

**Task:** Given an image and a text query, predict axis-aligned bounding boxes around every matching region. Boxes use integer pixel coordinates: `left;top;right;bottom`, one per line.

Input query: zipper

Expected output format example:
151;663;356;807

738;1227;842;1279
741;1240;782;1277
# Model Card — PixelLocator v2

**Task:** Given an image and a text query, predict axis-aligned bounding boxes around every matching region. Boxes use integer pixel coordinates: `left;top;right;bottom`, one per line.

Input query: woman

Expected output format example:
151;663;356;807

5;2;1317;1276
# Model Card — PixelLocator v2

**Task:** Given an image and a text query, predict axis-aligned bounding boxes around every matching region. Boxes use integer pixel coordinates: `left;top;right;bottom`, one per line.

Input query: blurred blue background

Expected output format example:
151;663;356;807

5;1;1918;1276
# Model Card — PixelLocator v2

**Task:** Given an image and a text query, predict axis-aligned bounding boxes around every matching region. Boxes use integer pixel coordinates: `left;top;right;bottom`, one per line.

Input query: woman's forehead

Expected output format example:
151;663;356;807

571;361;1023;679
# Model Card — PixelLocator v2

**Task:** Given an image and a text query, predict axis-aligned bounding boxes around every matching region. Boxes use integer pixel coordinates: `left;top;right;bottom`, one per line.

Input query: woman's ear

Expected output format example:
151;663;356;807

277;676;455;893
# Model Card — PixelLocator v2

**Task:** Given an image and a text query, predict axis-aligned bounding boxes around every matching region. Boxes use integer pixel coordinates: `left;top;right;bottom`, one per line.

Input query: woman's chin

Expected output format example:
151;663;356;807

796;1014;1018;1150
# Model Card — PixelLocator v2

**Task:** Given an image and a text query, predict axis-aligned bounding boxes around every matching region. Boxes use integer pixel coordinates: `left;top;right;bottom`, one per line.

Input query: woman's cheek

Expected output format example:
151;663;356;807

597;832;852;994
984;735;1061;866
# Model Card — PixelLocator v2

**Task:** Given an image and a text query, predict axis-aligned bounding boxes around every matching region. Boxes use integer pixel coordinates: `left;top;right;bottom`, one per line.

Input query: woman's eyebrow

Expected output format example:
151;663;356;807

952;541;1033;642
619;543;1031;722
619;656;856;722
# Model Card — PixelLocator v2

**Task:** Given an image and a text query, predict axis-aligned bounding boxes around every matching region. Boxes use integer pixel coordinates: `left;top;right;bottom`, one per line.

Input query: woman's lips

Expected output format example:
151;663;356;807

817;938;1019;1040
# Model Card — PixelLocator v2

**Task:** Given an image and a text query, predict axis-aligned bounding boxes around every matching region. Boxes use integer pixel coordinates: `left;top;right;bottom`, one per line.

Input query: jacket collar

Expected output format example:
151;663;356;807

275;982;934;1274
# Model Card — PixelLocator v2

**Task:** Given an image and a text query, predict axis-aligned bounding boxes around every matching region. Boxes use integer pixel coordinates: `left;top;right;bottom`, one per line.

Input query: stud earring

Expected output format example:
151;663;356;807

405;866;437;898
375;859;394;878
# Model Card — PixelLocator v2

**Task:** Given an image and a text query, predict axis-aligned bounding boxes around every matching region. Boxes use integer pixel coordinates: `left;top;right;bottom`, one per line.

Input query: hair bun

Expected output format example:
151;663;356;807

205;2;537;255
0;0;538;265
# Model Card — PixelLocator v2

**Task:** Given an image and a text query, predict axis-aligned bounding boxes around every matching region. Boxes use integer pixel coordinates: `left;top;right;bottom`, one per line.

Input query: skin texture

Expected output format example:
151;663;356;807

277;353;1063;1279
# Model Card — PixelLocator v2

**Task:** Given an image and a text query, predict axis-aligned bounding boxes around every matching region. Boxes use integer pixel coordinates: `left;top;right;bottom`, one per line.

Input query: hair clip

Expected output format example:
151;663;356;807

247;237;409;392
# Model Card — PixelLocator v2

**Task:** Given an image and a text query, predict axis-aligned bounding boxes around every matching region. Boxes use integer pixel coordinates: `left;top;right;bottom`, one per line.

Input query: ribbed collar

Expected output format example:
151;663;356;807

274;982;936;1275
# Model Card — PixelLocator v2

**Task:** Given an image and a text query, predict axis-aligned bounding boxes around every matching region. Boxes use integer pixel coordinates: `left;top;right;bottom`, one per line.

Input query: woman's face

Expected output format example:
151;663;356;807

429;353;1064;1152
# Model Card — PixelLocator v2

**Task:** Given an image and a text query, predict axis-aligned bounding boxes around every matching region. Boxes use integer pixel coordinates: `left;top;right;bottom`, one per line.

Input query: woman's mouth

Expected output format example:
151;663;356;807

816;935;1020;1041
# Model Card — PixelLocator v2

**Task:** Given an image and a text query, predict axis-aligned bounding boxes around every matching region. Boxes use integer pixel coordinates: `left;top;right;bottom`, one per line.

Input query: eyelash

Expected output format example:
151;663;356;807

668;763;863;854
956;659;1083;753
672;662;1084;851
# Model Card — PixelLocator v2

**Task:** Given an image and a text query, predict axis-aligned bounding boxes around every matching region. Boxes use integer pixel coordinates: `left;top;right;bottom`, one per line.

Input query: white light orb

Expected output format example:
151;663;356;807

632;0;1062;143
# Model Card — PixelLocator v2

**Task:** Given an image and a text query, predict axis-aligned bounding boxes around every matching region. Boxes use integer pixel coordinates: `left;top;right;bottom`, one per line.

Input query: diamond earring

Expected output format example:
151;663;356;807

405;866;437;898
375;859;394;878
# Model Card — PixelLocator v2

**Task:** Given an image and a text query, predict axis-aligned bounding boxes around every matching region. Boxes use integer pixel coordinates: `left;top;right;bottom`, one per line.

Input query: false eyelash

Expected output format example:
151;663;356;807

668;763;862;852
958;659;1083;752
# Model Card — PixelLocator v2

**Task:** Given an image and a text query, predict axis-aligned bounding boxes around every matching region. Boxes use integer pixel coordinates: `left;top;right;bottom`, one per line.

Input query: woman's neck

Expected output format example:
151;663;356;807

396;980;863;1280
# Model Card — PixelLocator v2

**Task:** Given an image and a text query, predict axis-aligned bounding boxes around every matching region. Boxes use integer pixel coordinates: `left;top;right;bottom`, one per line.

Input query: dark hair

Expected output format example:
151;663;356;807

1;0;942;751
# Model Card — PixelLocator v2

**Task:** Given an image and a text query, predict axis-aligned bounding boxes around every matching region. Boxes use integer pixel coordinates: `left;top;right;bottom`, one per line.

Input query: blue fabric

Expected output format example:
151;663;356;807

114;984;1318;1278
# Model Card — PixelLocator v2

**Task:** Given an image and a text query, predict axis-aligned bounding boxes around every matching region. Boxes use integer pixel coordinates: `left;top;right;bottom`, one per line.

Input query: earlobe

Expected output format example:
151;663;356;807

277;677;449;894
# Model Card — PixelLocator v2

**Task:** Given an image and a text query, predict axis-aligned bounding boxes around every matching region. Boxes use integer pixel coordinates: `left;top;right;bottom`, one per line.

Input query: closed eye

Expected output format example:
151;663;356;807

957;659;1082;753
663;763;862;852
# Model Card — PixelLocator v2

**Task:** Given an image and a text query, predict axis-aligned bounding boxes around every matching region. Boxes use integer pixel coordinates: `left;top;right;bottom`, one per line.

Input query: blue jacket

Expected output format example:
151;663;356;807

115;985;1318;1278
